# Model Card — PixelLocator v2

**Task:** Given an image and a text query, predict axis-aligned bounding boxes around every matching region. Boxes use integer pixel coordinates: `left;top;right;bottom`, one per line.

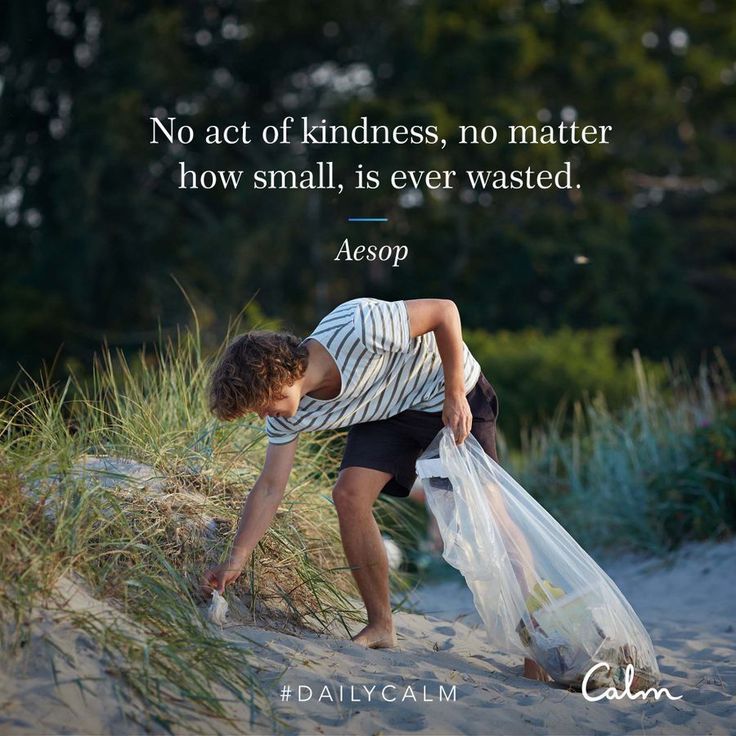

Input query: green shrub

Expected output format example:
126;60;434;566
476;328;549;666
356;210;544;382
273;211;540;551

464;326;665;447
511;351;735;553
645;403;736;547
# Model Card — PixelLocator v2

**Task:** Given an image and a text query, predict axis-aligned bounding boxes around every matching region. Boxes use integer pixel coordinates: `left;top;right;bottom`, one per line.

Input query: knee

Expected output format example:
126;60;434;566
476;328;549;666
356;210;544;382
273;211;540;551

332;479;370;515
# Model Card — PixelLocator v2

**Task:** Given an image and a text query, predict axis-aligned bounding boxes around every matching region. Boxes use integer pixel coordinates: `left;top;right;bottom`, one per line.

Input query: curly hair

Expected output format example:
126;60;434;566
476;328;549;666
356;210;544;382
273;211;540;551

207;331;309;421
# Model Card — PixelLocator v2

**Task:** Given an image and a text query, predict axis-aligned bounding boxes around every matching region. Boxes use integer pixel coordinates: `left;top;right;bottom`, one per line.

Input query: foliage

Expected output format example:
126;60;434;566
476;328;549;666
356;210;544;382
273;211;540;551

645;400;736;546
0;319;418;731
1;1;736;392
465;325;665;445
511;350;735;554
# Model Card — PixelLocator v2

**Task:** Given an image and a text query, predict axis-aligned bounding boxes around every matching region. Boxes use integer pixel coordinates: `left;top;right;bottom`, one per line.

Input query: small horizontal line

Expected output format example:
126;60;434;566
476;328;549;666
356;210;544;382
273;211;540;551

347;217;388;222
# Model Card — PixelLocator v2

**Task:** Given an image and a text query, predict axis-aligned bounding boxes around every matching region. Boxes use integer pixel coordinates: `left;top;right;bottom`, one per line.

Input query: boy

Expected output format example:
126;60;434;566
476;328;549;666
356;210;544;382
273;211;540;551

202;297;549;681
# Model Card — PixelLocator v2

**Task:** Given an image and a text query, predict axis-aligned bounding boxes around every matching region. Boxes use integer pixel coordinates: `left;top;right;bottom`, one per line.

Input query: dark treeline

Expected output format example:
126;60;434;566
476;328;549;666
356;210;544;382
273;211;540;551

1;0;735;394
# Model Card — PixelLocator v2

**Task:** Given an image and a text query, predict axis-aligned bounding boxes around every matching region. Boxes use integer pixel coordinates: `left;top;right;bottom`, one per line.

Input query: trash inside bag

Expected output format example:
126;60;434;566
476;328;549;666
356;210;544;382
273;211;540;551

208;590;229;626
416;427;660;692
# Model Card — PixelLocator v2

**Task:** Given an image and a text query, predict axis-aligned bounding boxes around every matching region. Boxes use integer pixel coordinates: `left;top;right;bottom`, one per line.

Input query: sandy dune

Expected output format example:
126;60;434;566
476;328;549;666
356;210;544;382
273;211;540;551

1;539;734;735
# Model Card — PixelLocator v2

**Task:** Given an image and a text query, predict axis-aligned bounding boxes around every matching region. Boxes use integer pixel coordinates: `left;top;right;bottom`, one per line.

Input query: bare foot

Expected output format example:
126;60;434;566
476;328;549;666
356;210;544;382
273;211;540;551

351;622;397;649
523;657;553;683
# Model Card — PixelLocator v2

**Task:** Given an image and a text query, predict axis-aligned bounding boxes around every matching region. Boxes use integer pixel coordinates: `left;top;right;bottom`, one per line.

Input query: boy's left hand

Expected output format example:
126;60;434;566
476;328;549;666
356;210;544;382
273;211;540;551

442;391;472;444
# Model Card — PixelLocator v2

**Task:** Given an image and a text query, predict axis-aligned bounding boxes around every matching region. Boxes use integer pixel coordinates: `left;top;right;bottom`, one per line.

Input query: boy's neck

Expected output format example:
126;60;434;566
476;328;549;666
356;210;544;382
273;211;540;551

301;340;341;400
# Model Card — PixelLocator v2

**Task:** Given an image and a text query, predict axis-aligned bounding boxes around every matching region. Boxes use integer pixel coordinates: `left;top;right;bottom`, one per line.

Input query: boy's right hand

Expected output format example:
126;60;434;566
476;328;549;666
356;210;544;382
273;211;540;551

201;560;244;596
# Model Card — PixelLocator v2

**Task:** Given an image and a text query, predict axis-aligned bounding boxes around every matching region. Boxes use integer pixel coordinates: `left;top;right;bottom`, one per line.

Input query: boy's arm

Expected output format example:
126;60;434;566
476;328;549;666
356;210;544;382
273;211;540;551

203;439;297;594
404;298;472;443
228;439;298;568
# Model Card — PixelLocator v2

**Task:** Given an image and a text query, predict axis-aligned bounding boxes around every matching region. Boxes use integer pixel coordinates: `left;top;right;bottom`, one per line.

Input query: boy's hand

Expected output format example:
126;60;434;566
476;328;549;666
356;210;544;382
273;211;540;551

201;560;244;596
442;391;473;444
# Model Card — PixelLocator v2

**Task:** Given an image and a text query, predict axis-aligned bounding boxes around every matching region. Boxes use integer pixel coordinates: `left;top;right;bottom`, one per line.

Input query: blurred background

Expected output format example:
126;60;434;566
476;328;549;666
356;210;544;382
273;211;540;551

2;0;735;444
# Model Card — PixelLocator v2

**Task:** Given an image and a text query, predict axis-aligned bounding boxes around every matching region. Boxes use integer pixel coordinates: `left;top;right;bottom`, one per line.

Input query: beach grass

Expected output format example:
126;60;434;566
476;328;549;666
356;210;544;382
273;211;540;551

510;349;736;554
0;310;416;733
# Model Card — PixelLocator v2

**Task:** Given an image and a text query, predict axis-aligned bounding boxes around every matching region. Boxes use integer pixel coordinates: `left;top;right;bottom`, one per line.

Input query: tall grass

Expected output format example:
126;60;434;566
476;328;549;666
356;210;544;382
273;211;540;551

510;349;736;554
0;312;406;732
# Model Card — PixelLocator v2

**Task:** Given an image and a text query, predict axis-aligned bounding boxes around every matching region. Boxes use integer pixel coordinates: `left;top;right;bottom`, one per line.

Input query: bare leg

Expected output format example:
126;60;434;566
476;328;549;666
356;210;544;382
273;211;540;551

474;424;537;601
332;466;398;649
482;479;537;599
483;478;552;682
524;658;553;682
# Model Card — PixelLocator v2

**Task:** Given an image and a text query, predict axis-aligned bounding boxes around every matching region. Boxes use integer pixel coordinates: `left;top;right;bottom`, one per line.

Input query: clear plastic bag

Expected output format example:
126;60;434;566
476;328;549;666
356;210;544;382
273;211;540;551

416;427;660;692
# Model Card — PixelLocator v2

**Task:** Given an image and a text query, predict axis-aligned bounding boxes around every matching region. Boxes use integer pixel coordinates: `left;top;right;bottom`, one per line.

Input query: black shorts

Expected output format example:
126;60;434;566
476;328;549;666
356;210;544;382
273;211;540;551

339;373;500;498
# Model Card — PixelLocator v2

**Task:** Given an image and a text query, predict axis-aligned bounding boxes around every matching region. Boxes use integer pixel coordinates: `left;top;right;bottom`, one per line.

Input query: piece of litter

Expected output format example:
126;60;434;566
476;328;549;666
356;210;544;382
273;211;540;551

208;590;229;625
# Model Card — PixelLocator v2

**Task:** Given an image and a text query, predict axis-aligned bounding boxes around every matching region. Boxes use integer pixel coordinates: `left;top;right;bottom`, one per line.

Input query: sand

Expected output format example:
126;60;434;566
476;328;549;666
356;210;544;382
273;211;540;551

1;538;734;735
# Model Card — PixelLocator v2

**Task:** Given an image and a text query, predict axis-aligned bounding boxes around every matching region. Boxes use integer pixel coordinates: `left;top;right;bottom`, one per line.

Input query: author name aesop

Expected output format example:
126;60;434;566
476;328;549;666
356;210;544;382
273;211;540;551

334;238;408;268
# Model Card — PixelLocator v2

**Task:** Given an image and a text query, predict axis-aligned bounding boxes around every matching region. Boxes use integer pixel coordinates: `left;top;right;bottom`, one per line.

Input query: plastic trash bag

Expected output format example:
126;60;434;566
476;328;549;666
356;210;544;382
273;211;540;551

416;427;660;692
208;590;229;626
